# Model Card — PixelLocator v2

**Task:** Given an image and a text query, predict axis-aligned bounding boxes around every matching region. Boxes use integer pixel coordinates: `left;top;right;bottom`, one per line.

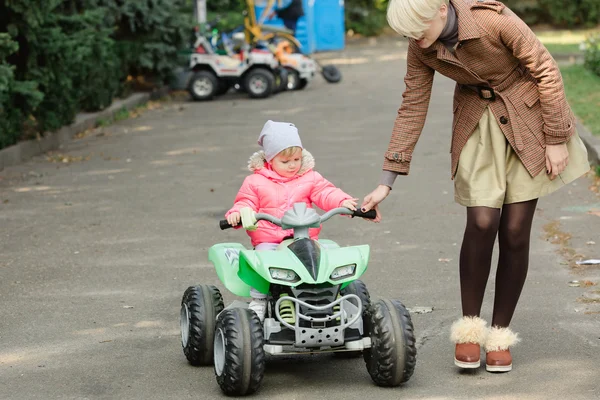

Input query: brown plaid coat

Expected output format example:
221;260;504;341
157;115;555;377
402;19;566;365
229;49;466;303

383;0;576;179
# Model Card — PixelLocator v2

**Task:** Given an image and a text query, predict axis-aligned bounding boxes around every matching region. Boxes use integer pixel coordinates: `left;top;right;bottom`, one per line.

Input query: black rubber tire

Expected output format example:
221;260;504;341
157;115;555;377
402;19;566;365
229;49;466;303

363;299;417;387
180;285;224;366
333;280;371;358
341;280;371;309
275;68;288;93
296;78;308;90
321;64;342;83
214;308;265;396
188;70;219;101
285;68;301;90
243;68;275;99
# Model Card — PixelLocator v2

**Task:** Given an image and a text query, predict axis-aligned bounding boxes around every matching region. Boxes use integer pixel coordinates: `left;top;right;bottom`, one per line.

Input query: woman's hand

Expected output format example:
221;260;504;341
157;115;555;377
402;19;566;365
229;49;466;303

545;143;569;181
360;185;391;223
226;212;241;226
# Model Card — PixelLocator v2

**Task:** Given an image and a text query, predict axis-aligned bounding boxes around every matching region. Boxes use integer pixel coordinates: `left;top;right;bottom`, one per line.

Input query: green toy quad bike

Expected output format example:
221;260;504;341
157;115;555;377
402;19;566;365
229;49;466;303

179;202;417;396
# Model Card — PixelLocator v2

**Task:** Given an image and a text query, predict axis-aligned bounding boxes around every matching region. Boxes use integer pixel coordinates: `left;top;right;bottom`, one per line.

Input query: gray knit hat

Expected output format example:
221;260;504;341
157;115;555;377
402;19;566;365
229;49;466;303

257;120;303;162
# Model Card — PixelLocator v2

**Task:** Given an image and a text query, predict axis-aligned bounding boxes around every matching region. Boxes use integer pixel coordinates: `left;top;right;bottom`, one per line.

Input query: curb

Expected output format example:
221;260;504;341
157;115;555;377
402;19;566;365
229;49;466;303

0;87;169;171
577;119;600;167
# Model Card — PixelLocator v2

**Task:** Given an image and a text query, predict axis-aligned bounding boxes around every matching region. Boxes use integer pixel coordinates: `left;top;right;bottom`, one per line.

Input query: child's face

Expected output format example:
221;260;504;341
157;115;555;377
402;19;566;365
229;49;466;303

271;148;302;178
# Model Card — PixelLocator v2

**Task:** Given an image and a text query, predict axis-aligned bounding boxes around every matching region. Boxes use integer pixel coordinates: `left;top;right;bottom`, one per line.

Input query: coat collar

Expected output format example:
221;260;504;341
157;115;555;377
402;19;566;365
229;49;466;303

422;0;487;54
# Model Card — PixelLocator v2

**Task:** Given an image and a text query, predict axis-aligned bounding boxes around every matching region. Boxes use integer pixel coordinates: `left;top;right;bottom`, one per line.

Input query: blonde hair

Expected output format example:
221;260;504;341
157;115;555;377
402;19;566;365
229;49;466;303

387;0;449;39
277;146;302;158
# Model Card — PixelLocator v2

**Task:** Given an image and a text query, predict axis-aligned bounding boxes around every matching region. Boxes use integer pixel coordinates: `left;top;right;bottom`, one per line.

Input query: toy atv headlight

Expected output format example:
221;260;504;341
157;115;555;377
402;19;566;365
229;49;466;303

269;268;300;282
330;264;356;280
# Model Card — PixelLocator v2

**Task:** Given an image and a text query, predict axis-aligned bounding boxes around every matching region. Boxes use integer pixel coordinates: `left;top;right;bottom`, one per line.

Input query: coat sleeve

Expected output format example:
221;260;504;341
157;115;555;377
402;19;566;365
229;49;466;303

309;172;353;211
383;41;435;175
495;8;575;144
225;176;260;218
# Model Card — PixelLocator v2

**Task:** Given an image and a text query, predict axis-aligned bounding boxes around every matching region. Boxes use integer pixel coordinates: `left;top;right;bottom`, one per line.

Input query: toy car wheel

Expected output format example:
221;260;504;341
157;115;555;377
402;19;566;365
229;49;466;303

189;70;219;101
341;280;370;309
333;280;371;358
243;68;275;99
321;64;342;83
180;285;224;366
214;308;265;396
285;68;300;90
363;299;417;387
275;68;288;93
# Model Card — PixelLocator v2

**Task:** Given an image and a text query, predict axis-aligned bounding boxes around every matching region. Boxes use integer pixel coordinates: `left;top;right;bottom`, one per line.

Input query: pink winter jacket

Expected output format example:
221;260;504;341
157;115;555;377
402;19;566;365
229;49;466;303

225;149;353;247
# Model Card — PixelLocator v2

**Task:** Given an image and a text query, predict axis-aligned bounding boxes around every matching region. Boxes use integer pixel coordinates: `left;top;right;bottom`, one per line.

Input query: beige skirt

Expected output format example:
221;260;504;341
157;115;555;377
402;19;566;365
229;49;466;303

454;107;591;209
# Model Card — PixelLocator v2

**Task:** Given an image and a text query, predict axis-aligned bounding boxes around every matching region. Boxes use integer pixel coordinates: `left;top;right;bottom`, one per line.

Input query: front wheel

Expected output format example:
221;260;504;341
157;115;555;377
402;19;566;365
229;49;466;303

214;308;265;396
180;285;224;366
363;299;417;387
243;68;275;99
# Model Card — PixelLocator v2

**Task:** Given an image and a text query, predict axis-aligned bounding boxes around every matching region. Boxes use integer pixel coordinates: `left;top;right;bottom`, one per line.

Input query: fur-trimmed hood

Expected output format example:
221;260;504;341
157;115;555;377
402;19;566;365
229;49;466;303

247;149;315;181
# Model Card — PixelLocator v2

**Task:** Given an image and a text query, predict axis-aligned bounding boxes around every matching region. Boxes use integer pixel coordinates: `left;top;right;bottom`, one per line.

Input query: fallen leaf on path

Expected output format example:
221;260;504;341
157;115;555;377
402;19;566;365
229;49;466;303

588;210;600;217
122;305;134;309
407;306;434;314
438;258;451;263
132;126;153;132
46;152;90;164
587;241;596;245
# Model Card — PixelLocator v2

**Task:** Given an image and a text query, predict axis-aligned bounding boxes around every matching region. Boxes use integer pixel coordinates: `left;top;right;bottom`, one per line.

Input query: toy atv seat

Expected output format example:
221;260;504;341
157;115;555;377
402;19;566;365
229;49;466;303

180;203;417;396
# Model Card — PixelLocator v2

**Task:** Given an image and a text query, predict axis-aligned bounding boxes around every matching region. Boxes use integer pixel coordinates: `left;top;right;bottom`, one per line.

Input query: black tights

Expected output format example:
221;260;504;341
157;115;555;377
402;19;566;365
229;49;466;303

459;199;538;328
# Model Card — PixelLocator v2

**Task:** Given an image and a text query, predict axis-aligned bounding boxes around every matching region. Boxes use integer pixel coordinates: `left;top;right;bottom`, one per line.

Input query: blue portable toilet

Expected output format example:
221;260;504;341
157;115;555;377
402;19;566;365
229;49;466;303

313;0;345;52
255;0;345;54
254;0;316;54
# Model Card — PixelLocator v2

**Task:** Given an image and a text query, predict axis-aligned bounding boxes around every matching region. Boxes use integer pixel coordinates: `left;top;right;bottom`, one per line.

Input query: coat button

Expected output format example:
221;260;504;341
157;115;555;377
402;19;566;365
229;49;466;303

500;116;508;124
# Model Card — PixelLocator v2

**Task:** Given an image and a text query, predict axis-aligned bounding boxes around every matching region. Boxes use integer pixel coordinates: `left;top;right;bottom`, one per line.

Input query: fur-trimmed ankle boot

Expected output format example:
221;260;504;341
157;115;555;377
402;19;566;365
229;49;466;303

485;326;520;372
450;316;488;369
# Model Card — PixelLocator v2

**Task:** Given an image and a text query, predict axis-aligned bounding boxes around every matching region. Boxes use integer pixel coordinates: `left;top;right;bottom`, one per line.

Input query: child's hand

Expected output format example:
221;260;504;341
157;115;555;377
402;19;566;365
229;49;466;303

341;198;358;211
227;212;241;226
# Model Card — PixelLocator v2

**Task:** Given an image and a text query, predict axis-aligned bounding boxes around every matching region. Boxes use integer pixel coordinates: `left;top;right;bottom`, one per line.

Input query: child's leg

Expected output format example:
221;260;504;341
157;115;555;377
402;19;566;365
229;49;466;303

248;242;279;321
255;243;279;251
459;206;501;317
492;199;538;327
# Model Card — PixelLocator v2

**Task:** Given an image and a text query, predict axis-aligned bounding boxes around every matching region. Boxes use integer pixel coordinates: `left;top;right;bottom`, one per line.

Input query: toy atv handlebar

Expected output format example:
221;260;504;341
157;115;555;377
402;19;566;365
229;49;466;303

219;207;376;230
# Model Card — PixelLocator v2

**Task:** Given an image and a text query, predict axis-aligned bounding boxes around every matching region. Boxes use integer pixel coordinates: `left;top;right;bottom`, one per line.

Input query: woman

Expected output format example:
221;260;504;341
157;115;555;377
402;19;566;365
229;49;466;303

361;0;590;373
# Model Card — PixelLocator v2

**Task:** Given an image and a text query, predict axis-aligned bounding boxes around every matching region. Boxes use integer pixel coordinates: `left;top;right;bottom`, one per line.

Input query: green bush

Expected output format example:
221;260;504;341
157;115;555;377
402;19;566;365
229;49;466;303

0;0;194;149
116;0;194;83
538;0;600;28
584;34;600;77
503;0;543;26
345;0;388;37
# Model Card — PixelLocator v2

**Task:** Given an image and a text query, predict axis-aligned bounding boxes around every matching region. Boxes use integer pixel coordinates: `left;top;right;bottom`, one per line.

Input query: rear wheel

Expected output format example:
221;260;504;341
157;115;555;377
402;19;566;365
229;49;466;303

275;68;288;93
334;280;371;358
180;285;224;365
214;308;265;396
188;70;219;101
286;68;300;90
363;299;417;386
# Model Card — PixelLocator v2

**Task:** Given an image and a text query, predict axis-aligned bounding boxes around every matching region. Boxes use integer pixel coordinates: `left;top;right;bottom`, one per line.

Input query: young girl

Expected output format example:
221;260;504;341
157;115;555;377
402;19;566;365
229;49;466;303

361;0;590;372
226;120;357;321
